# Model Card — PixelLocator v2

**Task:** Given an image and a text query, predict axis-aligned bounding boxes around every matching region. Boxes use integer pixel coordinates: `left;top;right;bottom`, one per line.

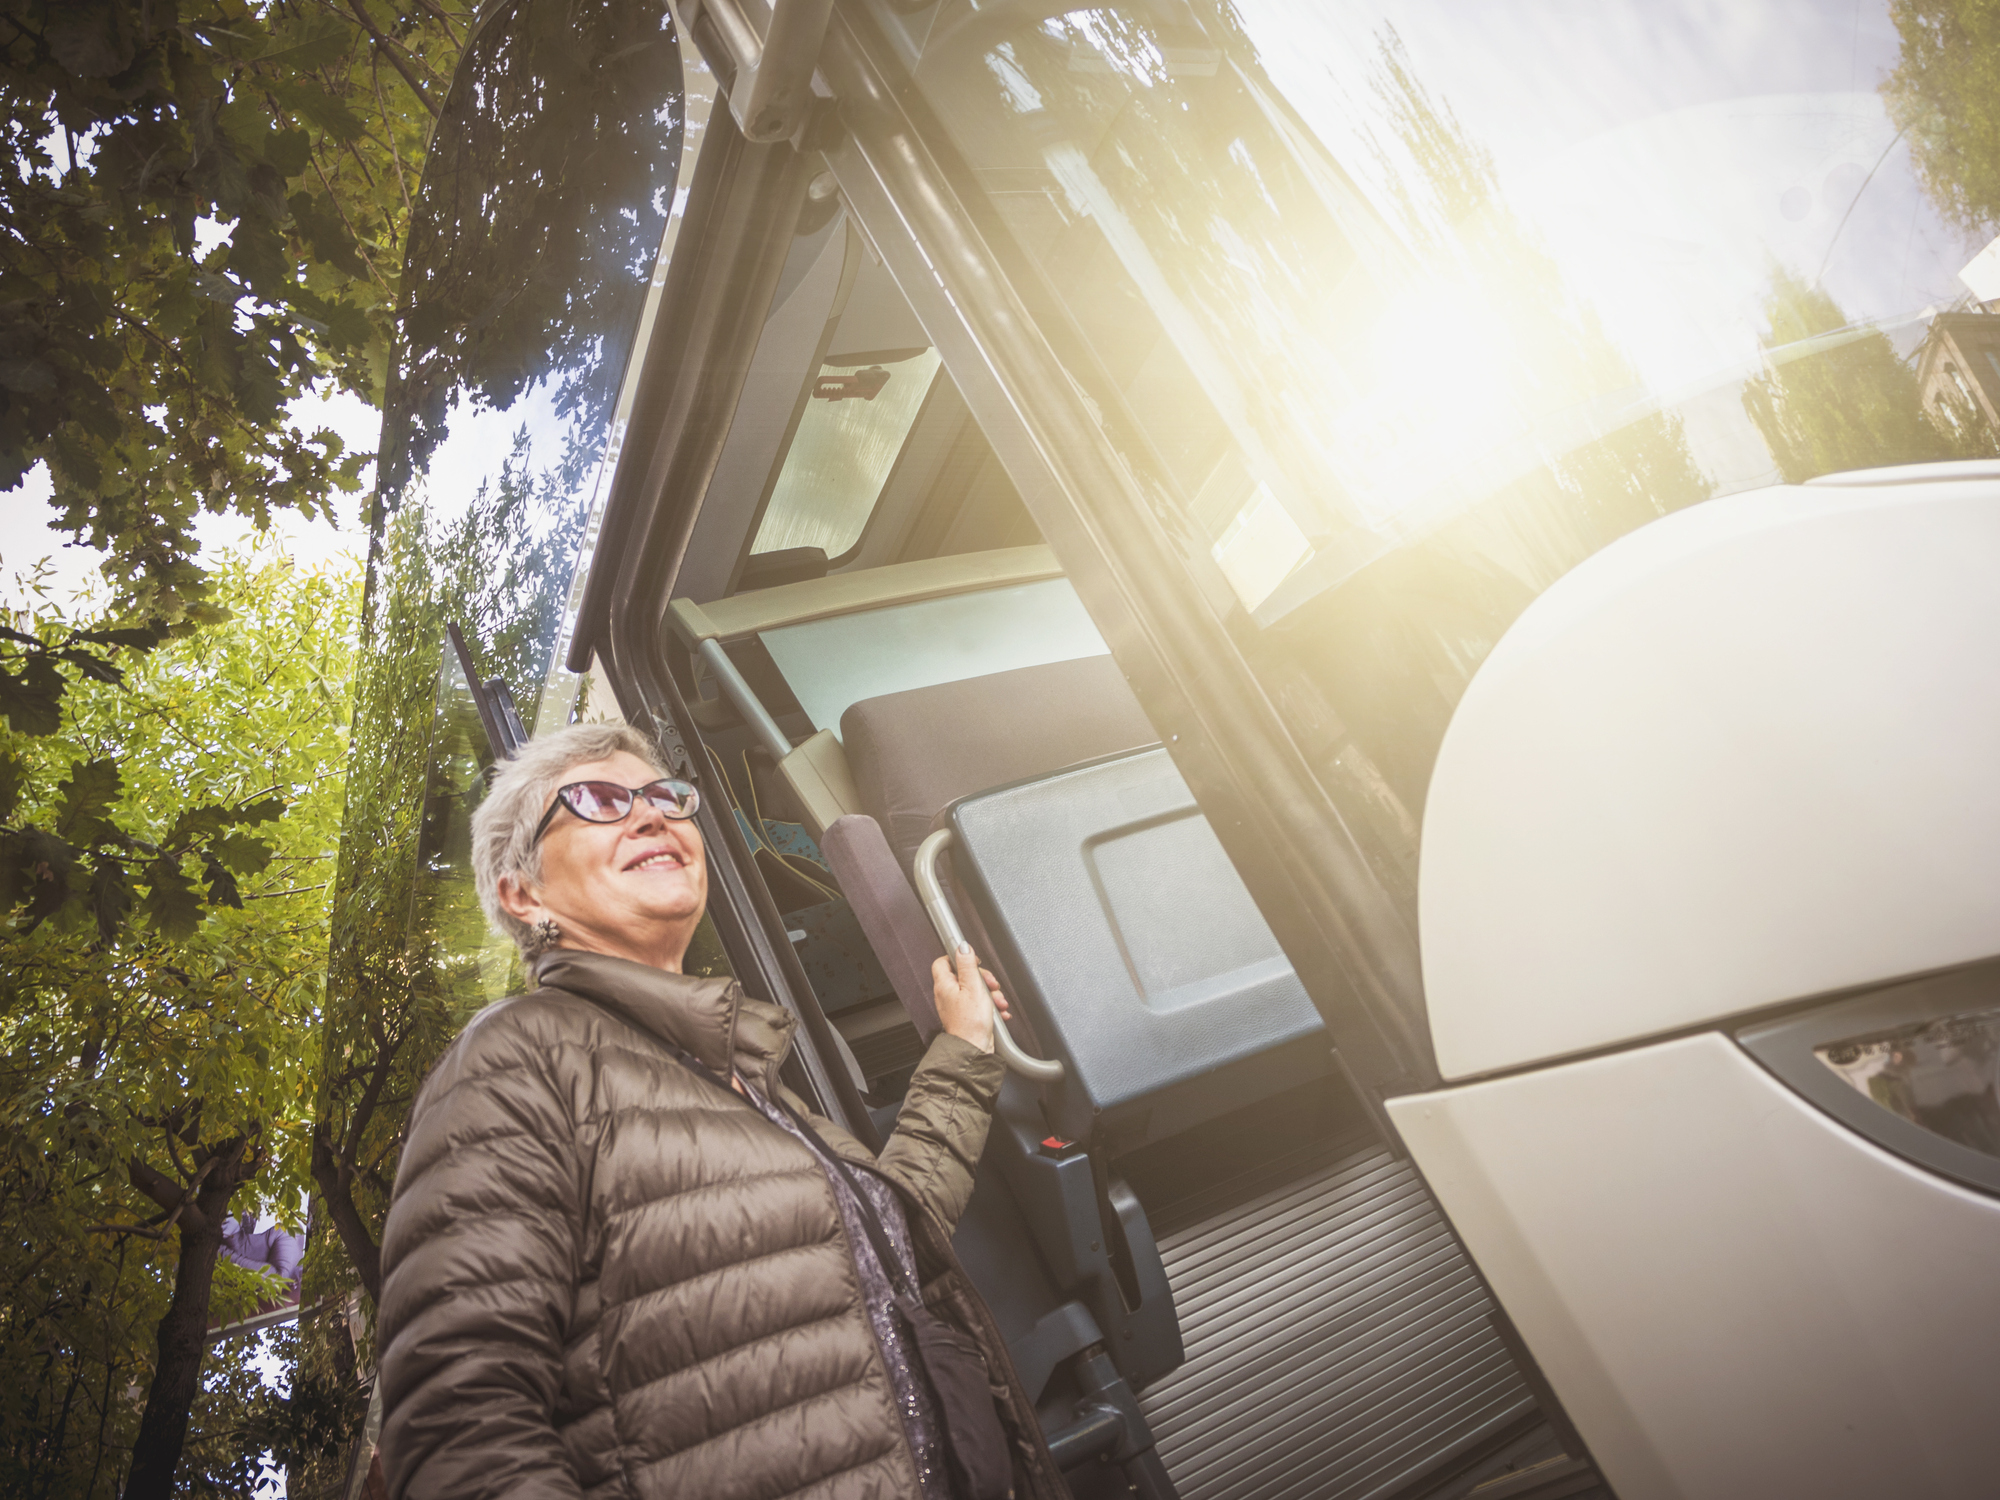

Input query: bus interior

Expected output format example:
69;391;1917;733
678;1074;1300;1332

640;201;1584;1500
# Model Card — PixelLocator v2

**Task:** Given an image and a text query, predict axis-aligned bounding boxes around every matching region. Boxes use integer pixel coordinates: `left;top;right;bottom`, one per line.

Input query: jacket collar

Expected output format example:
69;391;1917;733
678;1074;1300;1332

530;948;797;1093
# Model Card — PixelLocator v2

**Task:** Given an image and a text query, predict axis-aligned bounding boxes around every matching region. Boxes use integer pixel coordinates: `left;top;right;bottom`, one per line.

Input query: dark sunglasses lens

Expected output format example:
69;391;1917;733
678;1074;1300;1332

559;781;635;822
636;779;700;820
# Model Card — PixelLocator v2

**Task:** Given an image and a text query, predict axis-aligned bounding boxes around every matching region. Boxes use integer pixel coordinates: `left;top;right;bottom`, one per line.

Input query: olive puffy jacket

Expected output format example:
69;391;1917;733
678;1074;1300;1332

375;948;1067;1500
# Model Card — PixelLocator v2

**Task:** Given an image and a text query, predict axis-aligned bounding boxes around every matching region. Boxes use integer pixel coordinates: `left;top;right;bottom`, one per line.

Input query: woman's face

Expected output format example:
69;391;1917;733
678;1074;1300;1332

508;750;708;971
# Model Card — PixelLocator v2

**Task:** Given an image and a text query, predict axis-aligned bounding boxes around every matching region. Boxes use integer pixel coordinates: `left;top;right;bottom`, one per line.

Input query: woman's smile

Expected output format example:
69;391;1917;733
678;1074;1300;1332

624;844;686;873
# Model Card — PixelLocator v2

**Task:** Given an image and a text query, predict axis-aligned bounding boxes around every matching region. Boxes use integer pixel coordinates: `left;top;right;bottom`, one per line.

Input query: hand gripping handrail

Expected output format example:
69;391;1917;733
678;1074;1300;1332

912;829;1065;1082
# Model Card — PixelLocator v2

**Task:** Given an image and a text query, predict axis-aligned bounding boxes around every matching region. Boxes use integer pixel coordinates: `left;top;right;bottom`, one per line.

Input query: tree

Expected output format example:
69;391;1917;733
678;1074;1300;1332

0;0;471;622
310;432;592;1312
304;0;691;1334
1883;0;2000;233
0;545;359;1499
1741;265;1979;483
0;5;468;1491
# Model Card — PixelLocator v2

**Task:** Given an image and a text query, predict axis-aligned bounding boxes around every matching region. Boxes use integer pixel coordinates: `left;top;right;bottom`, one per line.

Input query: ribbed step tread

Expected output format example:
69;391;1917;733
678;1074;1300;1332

1139;1141;1531;1500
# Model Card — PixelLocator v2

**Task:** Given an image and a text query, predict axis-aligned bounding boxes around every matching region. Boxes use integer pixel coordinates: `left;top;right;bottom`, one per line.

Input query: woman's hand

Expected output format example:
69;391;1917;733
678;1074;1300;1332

932;942;1013;1054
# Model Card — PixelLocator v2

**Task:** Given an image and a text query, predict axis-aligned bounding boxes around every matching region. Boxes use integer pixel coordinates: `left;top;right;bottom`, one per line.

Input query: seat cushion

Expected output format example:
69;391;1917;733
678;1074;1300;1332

840;654;1157;874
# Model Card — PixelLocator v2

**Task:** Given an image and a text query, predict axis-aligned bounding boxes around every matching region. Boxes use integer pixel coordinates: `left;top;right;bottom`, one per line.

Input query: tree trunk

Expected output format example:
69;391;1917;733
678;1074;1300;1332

121;1213;226;1500
122;1141;253;1500
311;1121;383;1304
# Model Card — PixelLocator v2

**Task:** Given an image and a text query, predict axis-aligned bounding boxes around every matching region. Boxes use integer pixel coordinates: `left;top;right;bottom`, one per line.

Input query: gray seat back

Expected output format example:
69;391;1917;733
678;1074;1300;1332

949;747;1329;1152
826;654;1158;1058
819;814;946;1043
840;653;1156;875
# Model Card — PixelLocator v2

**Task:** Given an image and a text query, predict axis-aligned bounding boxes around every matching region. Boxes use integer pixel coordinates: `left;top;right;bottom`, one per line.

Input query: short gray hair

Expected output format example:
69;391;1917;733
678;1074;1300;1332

471;720;667;953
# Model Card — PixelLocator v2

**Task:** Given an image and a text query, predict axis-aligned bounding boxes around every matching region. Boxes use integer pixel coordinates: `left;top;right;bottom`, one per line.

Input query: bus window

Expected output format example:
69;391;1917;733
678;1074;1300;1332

881;0;2000;885
750;347;945;560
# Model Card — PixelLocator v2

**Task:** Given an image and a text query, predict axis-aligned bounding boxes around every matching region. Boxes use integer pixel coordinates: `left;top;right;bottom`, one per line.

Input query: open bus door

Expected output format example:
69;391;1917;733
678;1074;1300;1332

334;1;2000;1498
557;5;1597;1496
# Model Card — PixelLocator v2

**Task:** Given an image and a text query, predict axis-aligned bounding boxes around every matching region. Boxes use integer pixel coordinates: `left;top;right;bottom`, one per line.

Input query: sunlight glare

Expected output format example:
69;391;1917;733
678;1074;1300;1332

1328;277;1522;530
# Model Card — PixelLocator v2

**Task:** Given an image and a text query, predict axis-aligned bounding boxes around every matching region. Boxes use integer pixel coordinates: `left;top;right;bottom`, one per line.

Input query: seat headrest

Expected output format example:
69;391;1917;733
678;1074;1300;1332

840;654;1156;874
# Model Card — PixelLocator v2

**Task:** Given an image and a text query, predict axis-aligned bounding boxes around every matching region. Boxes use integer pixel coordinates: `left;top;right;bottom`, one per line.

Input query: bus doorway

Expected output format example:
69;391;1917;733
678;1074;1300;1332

330;0;2000;1497
561;14;1597;1495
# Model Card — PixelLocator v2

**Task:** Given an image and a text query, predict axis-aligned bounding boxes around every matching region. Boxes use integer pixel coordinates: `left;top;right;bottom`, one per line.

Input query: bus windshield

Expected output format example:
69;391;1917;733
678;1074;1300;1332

884;0;2000;887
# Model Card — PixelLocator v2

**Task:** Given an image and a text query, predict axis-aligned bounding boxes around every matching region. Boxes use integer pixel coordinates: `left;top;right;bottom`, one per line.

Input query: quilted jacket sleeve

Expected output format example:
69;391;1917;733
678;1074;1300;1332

797;1030;1004;1233
374;1000;585;1500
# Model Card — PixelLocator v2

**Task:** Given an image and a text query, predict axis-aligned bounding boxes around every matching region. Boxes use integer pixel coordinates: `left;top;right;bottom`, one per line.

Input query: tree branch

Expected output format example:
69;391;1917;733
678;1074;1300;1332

128;1153;203;1216
88;1219;175;1241
310;1118;384;1303
343;1017;400;1163
308;151;392;295
370;49;414;222
413;0;466;49
239;882;329;899
124;1150;218;1238
342;0;440;118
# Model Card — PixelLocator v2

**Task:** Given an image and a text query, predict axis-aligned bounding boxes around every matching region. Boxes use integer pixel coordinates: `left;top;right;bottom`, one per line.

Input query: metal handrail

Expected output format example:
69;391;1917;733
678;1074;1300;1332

694;636;793;761
913;829;1065;1082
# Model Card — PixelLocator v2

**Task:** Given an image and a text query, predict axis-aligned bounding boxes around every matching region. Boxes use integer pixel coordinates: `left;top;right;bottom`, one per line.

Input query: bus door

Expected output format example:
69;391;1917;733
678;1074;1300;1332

569;3;1604;1497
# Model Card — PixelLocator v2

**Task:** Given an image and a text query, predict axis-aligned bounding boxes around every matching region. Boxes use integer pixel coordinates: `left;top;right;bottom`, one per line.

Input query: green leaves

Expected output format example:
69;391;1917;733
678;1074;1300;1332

1;0;466;624
1742;267;1976;483
0;623;293;943
0;652;65;735
0;620;168;735
76;624;171;654
88;856;135;944
55;756;122;843
1885;1;2000;231
0;0;458;1470
255;13;356;74
203;853;244;910
0;545;360;1496
164;796;282;852
0;753;22;823
190;825;280;914
45;0;140;79
2;825;76;925
209;830;277;875
137;855;203;941
289;190;369;281
267;78;368;144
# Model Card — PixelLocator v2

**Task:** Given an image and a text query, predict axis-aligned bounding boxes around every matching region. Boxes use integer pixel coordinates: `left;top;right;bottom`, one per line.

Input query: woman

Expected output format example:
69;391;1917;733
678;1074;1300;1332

375;722;1066;1499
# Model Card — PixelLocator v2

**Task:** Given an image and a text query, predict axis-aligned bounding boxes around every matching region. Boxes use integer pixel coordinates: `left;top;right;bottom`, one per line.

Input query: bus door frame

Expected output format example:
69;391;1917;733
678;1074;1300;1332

577;0;1442;1135
809;9;1598;1457
576;100;882;1146
809;2;1439;1102
568;3;1601;1471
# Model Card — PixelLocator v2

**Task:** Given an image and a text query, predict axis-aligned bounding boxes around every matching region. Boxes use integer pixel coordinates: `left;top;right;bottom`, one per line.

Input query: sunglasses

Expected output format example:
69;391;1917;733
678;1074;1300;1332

530;777;701;845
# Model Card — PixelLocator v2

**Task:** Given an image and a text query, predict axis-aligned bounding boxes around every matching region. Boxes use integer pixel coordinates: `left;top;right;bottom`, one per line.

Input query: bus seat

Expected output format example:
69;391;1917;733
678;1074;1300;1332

841;653;1155;874
668;547;1109;839
949;748;1330;1154
832;656;1325;1153
825;661;1192;1410
822;654;1156;1061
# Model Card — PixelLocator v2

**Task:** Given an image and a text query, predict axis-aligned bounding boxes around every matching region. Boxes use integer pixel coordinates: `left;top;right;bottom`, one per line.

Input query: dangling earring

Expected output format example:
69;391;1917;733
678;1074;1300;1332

527;918;562;958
